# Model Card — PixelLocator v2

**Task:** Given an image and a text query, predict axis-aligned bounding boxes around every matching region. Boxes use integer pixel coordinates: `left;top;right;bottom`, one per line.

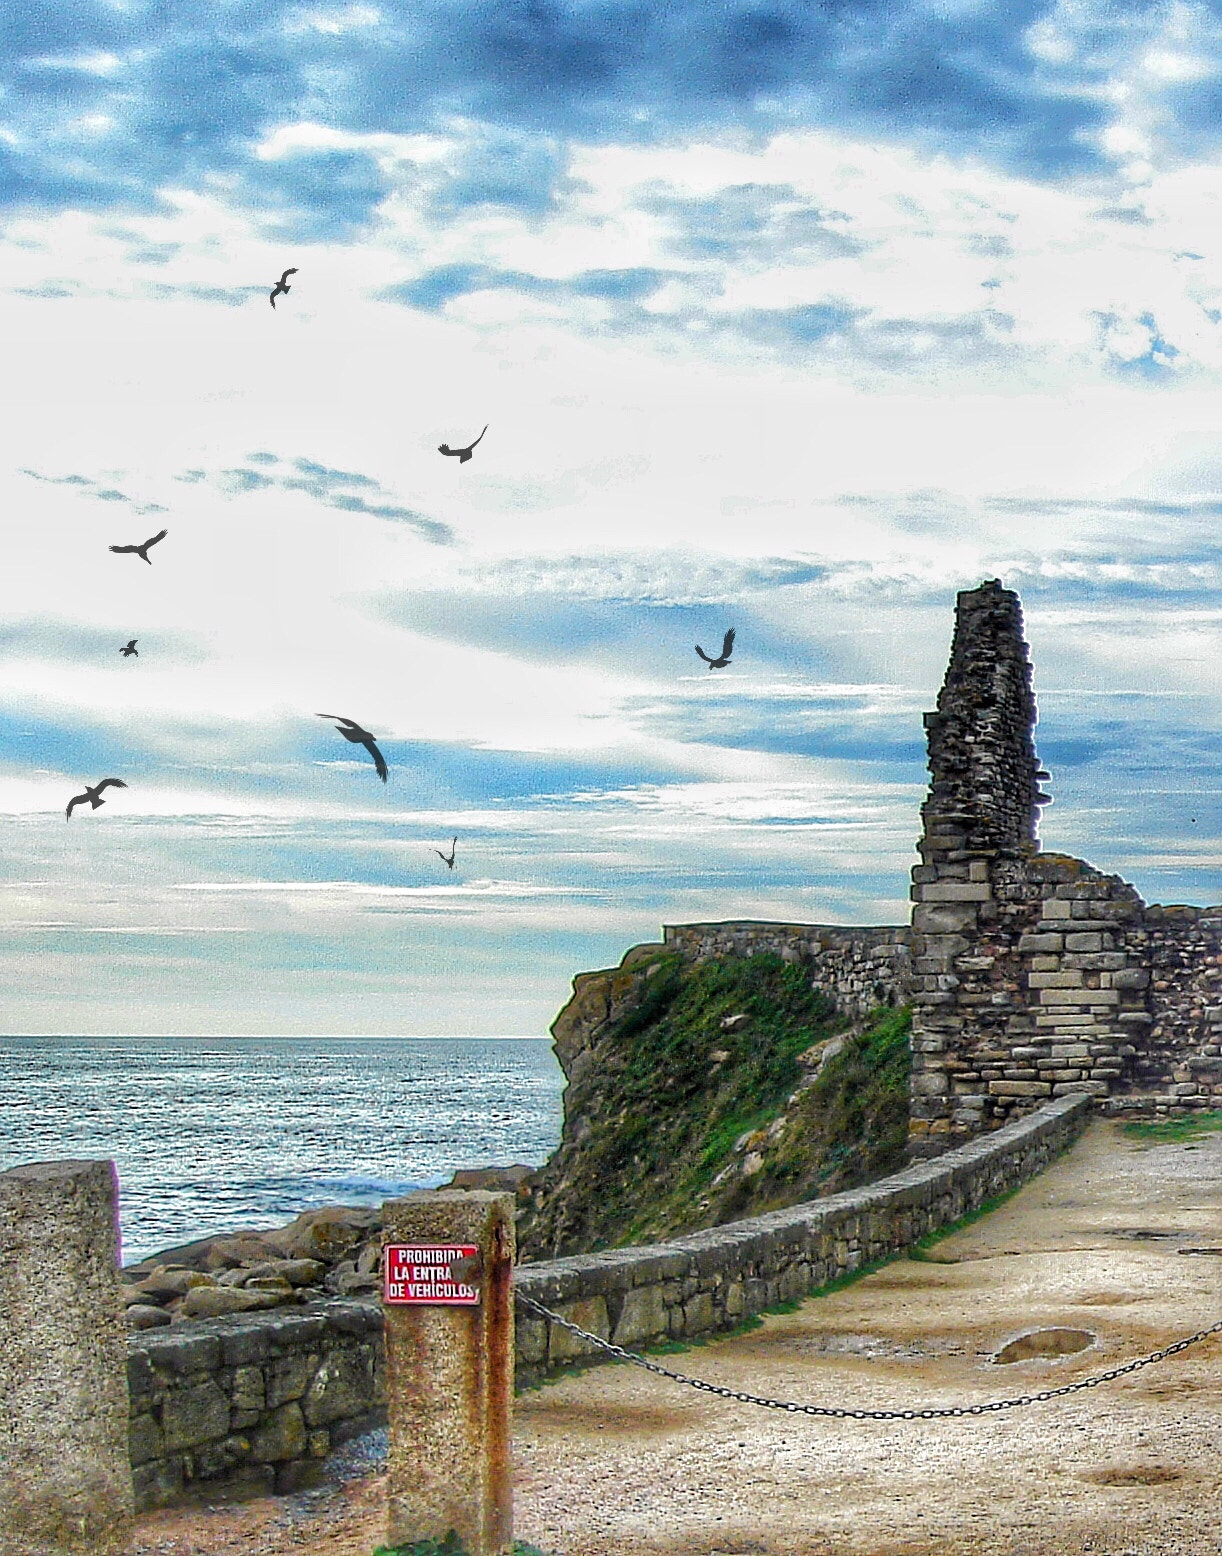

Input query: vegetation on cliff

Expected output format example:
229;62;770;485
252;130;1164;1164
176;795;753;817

518;946;911;1259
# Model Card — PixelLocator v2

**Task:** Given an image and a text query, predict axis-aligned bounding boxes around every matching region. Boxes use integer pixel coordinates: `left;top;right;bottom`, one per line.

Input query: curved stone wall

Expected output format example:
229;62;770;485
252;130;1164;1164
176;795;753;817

127;1092;1091;1506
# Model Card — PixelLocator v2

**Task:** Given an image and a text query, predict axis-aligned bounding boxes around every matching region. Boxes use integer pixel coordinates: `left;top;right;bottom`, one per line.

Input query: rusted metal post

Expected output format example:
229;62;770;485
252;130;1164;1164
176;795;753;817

381;1189;515;1556
0;1159;134;1556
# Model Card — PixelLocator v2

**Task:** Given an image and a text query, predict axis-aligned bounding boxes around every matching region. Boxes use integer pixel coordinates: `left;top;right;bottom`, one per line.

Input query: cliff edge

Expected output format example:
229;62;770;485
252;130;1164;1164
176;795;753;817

517;943;911;1260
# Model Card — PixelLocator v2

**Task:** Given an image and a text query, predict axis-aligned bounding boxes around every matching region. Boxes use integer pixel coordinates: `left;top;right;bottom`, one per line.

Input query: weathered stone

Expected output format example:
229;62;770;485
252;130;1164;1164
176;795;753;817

179;1285;287;1319
0;1159;134;1555
126;1303;173;1330
247;1401;308;1462
302;1345;375;1424
161;1378;231;1451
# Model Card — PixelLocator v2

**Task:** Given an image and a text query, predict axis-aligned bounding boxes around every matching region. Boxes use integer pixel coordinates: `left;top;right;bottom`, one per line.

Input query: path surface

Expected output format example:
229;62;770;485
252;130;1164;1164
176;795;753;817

132;1119;1221;1556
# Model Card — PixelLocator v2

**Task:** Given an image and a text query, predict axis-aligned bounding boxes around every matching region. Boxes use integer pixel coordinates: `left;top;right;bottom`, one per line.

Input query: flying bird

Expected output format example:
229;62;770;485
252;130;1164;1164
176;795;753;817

432;836;458;871
316;714;388;782
109;529;167;565
695;627;735;669
269;267;298;308
438;425;487;463
66;778;127;820
120;640;138;657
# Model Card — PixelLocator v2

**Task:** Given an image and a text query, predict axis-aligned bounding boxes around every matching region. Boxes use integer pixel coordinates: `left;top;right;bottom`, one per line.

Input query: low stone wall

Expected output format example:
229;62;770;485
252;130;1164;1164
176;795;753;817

662;921;912;1017
514;1091;1091;1381
1134;905;1222;1110
127;1299;384;1509
127;1094;1090;1504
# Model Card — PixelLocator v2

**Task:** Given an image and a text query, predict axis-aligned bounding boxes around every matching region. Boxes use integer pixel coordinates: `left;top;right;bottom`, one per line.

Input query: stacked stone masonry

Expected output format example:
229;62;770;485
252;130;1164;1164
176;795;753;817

907;580;1222;1154
662;921;912;1017
126;1095;1091;1504
127;1300;384;1509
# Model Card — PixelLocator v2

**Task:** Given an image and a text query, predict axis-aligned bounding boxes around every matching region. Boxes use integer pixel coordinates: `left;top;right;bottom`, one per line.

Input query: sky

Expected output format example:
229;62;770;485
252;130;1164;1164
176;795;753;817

1;0;1220;1036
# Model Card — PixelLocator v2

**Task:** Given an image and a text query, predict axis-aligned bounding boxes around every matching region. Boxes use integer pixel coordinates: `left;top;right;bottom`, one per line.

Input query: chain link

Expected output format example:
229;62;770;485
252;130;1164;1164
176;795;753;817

515;1291;1222;1421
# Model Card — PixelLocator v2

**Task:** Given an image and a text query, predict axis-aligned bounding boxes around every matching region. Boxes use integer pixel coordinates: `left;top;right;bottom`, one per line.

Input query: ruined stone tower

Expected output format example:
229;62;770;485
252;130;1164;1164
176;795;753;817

918;580;1050;861
908;580;1153;1156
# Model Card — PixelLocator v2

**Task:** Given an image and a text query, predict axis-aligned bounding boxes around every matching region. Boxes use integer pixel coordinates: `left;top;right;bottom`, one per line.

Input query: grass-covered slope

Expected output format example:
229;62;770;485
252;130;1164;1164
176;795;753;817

517;947;911;1260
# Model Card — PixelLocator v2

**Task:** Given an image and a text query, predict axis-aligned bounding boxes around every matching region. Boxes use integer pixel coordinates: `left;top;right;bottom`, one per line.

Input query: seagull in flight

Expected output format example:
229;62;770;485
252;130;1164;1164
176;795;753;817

66;778;127;820
432;836;458;871
438;425;487;463
695;627;735;670
316;714;388;782
269;267;298;308
120;640;138;657
109;529;168;565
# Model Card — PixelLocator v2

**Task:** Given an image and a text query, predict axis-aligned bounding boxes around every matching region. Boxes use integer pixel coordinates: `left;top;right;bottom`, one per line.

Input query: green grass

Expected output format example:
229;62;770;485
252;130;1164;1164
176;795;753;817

1122;1109;1222;1145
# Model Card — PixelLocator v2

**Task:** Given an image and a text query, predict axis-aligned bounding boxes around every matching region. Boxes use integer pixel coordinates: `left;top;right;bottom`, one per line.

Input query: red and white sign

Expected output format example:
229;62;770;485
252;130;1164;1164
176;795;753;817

383;1244;481;1305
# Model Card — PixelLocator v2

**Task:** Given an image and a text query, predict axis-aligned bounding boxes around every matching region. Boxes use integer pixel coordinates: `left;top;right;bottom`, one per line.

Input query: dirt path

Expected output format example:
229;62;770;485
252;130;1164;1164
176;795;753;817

132;1119;1222;1556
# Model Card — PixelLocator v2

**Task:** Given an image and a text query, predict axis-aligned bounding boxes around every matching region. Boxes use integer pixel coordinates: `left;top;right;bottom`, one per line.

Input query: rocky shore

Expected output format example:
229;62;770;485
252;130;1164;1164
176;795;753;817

121;1166;535;1331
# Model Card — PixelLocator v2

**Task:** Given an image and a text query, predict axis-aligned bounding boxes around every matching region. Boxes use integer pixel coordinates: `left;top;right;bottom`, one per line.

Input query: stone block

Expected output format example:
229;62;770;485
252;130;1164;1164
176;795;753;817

1028;971;1084;988
610;1283;669;1347
1039;987;1118;1005
1064;933;1104;952
248;1402;307;1462
988;1081;1052;1097
913;903;980;934
683;1290;716;1335
266;1351;317;1408
231;1364;266;1412
302;1345;376;1426
0;1159;134;1555
1019;933;1064;953
918;882;992;902
161;1378;231;1452
1112;967;1150;989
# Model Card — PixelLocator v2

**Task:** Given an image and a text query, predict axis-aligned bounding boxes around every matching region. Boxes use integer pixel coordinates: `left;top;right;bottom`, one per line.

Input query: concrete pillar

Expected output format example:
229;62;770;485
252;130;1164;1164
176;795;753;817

381;1190;515;1556
0;1159;134;1556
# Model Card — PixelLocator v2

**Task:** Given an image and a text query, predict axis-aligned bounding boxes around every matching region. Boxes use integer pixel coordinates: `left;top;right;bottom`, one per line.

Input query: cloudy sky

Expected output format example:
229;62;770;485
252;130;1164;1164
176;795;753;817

2;0;1220;1036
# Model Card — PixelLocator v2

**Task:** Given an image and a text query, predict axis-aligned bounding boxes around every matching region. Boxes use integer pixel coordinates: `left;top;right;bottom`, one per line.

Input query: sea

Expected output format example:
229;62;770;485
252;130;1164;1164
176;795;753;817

0;1035;565;1267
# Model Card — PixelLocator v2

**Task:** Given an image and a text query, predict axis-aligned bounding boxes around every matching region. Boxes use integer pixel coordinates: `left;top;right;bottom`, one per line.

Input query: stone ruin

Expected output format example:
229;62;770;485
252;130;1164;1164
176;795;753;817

665;578;1222;1155
908;579;1221;1154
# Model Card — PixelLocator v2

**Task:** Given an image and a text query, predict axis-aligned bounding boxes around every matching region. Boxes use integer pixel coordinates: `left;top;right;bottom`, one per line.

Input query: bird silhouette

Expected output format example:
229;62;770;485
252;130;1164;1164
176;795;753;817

432;836;458;870
438;425;487;463
66;778;127;820
316;714;388;782
109;529;168;565
695;627;735;669
121;640;138;657
269;267;298;308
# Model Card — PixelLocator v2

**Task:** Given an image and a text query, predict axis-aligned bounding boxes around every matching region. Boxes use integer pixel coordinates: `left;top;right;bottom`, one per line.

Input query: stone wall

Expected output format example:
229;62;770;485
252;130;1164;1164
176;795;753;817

513;1091;1090;1379
125;1091;1089;1506
127;1299;384;1509
1129;905;1222;1110
662;921;911;1016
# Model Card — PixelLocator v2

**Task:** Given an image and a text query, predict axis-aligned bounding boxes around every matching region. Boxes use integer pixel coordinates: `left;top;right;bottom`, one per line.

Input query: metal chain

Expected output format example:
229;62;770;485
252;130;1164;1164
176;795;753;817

515;1291;1222;1421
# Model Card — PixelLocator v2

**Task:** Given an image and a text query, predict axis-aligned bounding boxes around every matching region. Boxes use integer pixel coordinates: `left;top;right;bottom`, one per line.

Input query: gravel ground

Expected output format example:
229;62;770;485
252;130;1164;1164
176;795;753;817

131;1119;1221;1556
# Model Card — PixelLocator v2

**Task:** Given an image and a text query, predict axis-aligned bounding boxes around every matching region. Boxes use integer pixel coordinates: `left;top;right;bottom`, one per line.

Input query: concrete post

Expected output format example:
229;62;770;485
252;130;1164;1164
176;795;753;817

0;1159;134;1556
381;1190;515;1556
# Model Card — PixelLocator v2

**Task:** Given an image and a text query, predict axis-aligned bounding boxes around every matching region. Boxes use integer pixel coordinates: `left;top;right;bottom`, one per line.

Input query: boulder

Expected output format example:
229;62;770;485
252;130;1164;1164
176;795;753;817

445;1165;535;1199
136;1268;216;1302
262;1207;378;1263
126;1304;173;1331
178;1285;290;1320
242;1258;326;1288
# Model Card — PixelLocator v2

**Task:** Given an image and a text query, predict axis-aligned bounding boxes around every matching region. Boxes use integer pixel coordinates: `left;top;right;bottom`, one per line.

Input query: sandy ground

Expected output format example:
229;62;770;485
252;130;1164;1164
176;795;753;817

132;1119;1221;1556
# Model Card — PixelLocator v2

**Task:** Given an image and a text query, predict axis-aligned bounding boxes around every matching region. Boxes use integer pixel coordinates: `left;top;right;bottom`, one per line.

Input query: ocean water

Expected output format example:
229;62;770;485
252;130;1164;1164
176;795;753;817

0;1035;565;1266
